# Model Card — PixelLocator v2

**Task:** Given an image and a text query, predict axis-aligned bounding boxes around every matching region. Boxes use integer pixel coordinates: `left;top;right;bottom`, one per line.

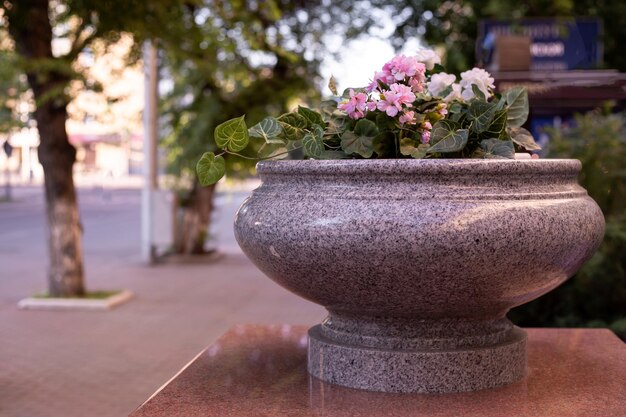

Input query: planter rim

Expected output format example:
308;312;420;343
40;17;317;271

256;158;581;177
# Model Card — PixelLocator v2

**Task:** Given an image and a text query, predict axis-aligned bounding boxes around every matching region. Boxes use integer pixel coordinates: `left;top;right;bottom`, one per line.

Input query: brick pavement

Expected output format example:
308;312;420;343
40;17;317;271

0;187;324;417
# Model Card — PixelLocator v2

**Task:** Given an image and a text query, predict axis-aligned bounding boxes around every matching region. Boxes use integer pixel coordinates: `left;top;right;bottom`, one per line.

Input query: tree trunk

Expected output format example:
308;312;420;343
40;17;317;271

7;0;86;296
174;183;216;255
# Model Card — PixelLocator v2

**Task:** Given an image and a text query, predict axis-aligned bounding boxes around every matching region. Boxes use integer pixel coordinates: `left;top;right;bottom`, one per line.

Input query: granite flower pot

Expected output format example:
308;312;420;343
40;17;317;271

234;159;604;393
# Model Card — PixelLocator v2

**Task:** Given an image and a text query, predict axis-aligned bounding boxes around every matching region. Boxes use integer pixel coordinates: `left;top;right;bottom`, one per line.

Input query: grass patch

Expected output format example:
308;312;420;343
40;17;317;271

33;290;122;300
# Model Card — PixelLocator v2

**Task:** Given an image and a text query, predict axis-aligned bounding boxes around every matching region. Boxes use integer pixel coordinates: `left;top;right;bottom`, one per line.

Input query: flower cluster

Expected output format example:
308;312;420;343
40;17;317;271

427;68;495;101
336;49;501;145
196;47;539;186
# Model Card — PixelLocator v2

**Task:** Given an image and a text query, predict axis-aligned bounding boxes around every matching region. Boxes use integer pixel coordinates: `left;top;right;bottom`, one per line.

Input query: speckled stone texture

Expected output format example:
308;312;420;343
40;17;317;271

131;326;626;416
234;159;605;393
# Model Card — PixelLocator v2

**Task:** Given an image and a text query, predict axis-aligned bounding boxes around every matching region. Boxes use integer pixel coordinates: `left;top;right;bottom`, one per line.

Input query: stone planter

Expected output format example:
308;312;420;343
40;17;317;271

234;159;604;393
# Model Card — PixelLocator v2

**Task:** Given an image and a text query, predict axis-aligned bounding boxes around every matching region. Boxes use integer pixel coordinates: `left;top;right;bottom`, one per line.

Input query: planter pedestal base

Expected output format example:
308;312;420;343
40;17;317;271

307;324;527;393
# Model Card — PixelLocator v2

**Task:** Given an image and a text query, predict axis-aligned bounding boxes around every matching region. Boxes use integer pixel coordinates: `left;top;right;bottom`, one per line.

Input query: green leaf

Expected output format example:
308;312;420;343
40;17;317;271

298;106;325;128
494;96;506;111
248;117;284;144
196;152;226;186
428;120;469;153
481;109;508;139
504;87;529;127
471;84;486;101
341;118;378;158
375;113;397;131
448;103;463;114
467;101;497;133
215;116;249;152
509;127;541;151
373;131;396;157
277;112;307;141
400;138;429;159
278;112;307;128
473;138;515;159
303;125;325;158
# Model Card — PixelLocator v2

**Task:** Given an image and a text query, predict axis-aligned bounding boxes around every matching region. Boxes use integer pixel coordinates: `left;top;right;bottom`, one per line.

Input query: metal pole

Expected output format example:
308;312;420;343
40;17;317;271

141;41;158;264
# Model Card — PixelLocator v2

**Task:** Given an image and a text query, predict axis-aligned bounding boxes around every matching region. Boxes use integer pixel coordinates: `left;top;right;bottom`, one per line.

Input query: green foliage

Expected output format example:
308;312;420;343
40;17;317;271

196;152;226;187
510;108;626;339
196;54;540;185
504;87;529;128
159;0;388;187
214;116;249;152
341;119;378;158
428;120;468;153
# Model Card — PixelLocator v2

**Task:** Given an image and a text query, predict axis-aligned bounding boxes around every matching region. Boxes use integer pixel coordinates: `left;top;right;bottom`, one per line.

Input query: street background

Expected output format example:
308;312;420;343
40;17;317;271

0;186;324;417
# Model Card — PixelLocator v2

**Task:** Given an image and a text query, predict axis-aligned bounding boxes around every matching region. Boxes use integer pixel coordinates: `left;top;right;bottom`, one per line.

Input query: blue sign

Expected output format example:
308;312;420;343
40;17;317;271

478;18;602;70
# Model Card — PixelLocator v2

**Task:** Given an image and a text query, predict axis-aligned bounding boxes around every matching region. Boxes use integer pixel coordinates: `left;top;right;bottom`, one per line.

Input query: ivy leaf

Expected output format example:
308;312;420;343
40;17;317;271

196;152;226;186
341;118;378;158
373;131;396;157
473;138;515;159
215;116;249;152
471;84;486;101
504;87;529;127
400;138;429;159
448;103;463;114
428;120;469;153
495;96;507;111
480;109;508;139
303;125;325;158
509;127;541;151
298;106;325;128
278;112;307;128
248;117;284;144
467;101;497;133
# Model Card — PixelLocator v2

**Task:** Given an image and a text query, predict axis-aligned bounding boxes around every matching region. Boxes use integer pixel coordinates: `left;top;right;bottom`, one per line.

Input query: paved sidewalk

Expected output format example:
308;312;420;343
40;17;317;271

0;187;325;417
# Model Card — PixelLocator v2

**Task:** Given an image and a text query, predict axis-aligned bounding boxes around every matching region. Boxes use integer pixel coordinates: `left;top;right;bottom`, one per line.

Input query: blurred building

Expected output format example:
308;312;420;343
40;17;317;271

477;18;626;149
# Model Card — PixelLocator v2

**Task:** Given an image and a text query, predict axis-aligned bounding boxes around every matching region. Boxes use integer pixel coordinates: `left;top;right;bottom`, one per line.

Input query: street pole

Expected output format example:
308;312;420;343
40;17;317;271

141;41;158;264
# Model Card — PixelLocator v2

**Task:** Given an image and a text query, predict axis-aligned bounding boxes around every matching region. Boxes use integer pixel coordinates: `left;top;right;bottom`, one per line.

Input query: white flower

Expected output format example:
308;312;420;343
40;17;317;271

459;68;495;100
414;49;441;70
427;73;456;97
444;83;463;102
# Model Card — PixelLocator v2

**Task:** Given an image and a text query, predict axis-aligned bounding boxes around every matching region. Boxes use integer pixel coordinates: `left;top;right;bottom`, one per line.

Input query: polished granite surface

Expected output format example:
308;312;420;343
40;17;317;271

131;325;626;416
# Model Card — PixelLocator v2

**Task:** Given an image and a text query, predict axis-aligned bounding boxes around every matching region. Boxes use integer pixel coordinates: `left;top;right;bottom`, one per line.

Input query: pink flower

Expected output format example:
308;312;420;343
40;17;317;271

409;75;425;93
376;91;401;117
389;83;416;106
377;83;415;117
385;55;422;80
399;111;416;125
367;71;394;92
338;89;369;119
421;131;431;144
423;121;432;130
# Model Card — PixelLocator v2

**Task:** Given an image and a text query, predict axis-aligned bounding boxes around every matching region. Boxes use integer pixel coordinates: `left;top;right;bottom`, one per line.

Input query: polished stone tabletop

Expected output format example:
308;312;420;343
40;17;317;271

131;325;626;416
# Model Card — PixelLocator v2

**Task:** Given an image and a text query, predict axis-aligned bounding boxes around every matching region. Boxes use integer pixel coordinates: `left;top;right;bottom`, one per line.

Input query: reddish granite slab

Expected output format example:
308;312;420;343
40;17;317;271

131;326;626;417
